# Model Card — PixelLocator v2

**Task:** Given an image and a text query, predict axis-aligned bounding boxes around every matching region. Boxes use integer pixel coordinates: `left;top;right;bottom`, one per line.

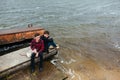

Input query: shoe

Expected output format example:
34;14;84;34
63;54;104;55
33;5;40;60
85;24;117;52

49;45;54;49
39;68;43;72
56;46;59;49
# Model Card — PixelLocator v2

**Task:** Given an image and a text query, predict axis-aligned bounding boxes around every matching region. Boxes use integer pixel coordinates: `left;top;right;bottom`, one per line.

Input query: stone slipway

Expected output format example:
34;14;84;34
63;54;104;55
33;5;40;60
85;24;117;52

0;47;57;78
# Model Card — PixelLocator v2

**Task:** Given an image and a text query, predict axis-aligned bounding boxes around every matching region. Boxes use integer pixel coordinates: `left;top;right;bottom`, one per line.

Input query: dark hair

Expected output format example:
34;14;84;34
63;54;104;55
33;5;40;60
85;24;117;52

44;31;49;35
34;33;40;37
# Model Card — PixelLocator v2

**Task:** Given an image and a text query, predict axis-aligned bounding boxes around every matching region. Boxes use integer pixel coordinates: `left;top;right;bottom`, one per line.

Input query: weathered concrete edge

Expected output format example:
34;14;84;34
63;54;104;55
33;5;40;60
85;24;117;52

0;50;57;78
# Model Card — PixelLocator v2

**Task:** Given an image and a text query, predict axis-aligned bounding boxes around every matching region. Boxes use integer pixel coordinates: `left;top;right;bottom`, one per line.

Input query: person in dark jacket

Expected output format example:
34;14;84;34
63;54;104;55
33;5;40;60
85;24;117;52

30;33;44;73
41;31;59;53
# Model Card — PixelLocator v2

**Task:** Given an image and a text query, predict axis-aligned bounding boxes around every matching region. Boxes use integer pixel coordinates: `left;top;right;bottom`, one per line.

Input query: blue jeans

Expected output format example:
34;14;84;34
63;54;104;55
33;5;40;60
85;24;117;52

30;52;43;70
48;41;57;48
44;41;57;53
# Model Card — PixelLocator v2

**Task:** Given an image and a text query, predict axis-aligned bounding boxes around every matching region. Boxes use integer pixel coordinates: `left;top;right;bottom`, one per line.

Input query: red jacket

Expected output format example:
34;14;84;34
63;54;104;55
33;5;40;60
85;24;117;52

30;39;44;53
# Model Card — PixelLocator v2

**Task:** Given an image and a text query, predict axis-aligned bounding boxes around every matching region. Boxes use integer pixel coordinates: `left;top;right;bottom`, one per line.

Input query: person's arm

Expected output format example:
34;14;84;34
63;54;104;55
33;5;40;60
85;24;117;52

48;37;53;42
30;40;35;50
30;40;37;53
39;40;44;53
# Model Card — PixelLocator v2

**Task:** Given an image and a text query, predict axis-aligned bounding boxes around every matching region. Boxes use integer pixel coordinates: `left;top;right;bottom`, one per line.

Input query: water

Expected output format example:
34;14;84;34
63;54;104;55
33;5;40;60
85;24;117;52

0;0;120;80
1;0;120;28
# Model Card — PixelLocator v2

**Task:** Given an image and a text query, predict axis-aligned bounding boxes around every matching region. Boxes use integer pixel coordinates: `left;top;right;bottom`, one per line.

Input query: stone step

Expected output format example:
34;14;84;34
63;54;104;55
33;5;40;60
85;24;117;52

0;47;57;78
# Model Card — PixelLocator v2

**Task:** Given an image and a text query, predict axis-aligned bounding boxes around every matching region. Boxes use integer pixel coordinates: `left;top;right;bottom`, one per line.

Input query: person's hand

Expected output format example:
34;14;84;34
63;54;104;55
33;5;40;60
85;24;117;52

48;37;52;39
32;49;37;53
35;52;39;57
48;37;53;41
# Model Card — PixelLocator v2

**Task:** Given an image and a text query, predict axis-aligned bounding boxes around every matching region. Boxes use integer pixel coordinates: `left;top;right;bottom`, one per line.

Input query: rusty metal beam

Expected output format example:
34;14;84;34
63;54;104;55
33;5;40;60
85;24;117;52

0;27;45;45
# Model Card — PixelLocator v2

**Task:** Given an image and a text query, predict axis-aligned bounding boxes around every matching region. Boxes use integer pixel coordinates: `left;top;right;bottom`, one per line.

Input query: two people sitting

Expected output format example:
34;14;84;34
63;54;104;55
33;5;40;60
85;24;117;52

30;31;58;73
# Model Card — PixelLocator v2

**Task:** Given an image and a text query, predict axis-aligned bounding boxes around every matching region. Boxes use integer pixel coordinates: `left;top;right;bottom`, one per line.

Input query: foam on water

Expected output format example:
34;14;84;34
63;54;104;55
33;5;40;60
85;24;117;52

113;42;120;51
50;59;81;80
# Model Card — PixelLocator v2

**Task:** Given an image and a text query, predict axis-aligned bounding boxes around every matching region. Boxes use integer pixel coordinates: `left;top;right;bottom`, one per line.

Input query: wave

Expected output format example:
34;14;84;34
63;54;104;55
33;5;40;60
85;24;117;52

112;42;120;51
0;6;41;14
50;59;81;80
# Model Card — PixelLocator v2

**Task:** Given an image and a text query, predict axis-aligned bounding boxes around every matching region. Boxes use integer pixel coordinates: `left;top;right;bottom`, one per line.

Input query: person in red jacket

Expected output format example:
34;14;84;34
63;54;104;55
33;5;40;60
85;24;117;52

30;33;44;73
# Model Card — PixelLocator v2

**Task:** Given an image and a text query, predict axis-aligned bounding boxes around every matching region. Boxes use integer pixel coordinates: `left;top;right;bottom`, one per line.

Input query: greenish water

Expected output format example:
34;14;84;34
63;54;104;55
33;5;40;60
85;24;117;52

0;0;120;80
0;0;120;28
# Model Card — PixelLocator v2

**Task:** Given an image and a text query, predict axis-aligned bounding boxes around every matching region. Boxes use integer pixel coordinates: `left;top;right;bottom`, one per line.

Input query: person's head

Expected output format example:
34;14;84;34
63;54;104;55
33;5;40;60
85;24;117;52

44;31;49;38
34;33;40;41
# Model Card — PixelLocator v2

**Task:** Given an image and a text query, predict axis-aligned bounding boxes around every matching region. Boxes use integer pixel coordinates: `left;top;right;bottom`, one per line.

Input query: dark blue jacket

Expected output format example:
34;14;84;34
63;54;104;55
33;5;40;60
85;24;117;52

41;35;53;51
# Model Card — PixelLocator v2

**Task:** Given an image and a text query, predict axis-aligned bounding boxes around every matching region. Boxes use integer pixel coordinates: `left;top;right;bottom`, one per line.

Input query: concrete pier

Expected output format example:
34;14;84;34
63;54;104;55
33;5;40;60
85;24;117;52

0;47;57;78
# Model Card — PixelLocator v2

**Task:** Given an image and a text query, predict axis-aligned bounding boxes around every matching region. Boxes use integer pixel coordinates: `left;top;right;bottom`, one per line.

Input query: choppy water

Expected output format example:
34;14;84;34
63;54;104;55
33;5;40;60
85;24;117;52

1;0;120;80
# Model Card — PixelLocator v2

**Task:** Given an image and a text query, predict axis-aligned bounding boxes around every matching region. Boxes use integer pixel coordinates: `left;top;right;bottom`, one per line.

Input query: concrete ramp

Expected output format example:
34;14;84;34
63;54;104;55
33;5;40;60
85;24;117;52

0;47;57;78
